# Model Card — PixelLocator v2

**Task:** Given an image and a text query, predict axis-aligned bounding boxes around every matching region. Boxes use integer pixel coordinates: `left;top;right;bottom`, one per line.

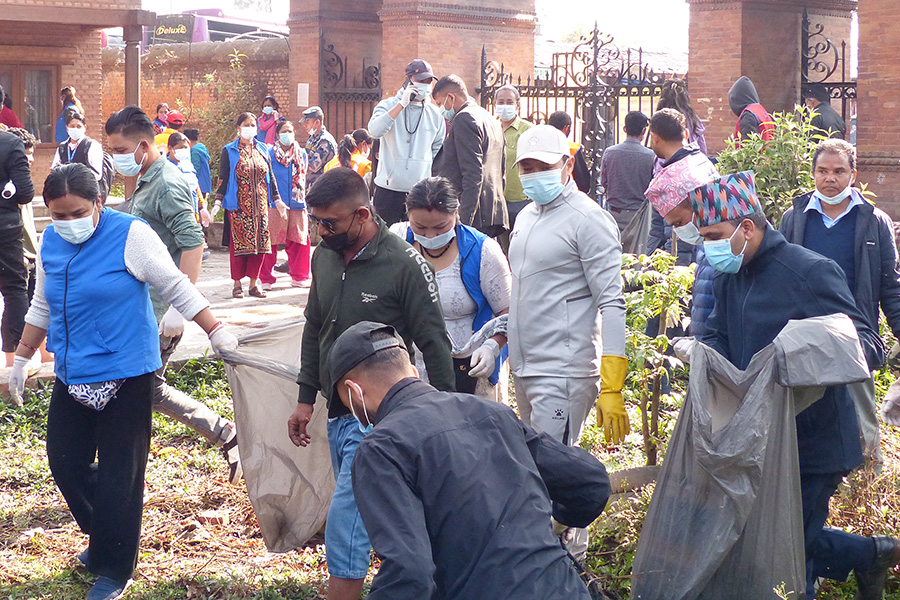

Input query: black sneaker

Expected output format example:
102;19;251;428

855;536;900;600
221;425;243;485
273;261;290;274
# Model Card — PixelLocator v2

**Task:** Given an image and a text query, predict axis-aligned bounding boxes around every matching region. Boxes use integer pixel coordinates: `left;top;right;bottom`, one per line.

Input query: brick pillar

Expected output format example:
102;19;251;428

687;0;854;154
287;0;325;115
379;0;536;100
856;0;900;217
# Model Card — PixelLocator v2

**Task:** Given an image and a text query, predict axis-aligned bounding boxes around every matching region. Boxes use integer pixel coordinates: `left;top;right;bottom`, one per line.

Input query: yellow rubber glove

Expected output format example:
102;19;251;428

597;355;630;444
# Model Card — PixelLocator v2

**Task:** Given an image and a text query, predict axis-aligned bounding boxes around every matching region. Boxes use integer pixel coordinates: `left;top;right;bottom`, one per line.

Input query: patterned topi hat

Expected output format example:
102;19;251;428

689;171;763;227
644;152;720;217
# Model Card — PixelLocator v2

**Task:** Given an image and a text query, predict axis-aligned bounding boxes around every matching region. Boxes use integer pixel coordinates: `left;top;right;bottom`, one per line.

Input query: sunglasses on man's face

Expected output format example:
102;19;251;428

308;210;357;234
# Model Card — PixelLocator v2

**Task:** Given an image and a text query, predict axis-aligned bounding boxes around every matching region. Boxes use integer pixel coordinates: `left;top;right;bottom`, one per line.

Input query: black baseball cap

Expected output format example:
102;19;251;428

405;59;435;81
327;322;407;393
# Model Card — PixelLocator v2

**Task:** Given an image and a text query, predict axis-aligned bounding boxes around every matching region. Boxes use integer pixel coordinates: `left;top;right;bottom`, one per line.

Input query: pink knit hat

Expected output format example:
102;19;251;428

644;152;720;217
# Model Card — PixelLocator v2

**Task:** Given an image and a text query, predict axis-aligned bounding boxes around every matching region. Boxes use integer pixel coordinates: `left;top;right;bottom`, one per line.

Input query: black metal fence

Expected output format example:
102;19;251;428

479;24;680;198
801;9;856;136
320;39;382;140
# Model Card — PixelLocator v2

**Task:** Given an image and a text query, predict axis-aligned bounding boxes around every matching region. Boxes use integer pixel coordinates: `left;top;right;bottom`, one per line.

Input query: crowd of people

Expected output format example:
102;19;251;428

0;55;891;600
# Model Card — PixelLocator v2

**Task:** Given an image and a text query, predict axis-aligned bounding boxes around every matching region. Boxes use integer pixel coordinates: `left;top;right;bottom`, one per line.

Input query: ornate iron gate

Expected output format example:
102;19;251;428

801;8;856;137
320;38;382;140
479;23;677;199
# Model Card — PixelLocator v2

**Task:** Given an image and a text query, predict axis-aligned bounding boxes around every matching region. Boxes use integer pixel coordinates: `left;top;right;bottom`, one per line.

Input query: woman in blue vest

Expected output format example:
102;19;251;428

50;110;106;199
7;163;238;600
211;112;284;298
262;120;311;288
393;176;511;401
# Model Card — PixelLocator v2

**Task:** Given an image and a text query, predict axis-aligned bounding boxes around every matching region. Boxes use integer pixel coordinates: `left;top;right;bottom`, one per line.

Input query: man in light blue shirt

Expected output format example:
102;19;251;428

368;59;445;225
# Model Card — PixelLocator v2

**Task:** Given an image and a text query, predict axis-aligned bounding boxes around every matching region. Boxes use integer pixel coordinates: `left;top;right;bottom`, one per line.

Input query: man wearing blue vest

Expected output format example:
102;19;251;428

105;106;242;484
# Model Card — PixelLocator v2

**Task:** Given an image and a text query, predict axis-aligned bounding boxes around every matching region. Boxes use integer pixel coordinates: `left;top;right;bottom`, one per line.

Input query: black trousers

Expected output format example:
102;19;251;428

46;373;154;581
373;185;408;226
0;226;28;352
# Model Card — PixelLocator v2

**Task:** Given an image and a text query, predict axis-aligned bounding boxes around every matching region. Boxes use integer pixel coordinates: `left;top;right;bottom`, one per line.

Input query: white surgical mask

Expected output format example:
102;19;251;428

53;208;96;245
173;148;191;163
346;382;373;434
112;142;144;177
414;227;456;250
67;127;86;142
673;222;704;245
496;105;517;122
262;106;275;115
814;184;853;206
240;126;257;140
412;81;432;100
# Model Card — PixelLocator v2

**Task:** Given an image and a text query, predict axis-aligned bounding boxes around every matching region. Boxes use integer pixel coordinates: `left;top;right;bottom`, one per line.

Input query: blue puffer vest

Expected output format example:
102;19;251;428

690;248;716;338
42;210;161;384
407;223;509;384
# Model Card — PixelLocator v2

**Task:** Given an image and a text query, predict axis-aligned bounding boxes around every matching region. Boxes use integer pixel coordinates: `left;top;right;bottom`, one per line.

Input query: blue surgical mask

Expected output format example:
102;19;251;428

346;383;373;434
414;227;456;250
703;225;748;274
441;96;456;120
279;131;295;146
674;222;704;245
520;168;565;205
53;208;96;245
814;184;853;206
112;142;144;177
262;106;275;115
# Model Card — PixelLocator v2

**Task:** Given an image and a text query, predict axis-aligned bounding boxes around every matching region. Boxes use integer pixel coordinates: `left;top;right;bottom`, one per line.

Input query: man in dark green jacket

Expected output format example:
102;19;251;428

287;167;454;600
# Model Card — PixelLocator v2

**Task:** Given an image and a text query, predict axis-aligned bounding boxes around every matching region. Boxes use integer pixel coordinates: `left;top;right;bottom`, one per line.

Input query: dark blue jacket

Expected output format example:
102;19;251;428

780;190;900;340
701;226;885;474
690;247;715;338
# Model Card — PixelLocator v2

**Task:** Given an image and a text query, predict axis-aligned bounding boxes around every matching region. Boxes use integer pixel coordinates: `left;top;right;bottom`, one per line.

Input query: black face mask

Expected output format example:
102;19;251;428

320;212;361;253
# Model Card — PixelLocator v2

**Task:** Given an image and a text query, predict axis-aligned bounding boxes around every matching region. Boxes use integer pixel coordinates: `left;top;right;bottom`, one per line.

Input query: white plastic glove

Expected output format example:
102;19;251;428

199;207;211;227
7;355;27;406
209;325;239;356
210;202;221;219
469;338;500;378
159;305;186;338
881;379;900;426
399;86;417;108
275;199;288;220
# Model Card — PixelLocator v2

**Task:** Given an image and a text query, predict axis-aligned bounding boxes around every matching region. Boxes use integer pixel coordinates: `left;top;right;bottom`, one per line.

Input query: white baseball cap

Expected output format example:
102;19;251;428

515;124;570;166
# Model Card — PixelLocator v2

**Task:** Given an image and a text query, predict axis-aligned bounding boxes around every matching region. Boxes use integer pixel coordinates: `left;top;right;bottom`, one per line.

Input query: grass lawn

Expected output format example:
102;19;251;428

1;358;899;599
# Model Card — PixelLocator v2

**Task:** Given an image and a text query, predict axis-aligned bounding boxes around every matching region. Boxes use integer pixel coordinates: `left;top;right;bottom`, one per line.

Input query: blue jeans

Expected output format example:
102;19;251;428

325;415;371;579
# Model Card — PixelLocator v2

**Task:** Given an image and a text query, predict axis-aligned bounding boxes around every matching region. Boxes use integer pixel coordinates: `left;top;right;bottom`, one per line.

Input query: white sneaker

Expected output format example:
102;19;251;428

260;282;273;291
291;279;312;288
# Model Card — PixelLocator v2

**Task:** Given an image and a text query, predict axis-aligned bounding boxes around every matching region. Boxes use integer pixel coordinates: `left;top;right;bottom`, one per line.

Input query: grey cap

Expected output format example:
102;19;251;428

299;106;324;122
327;322;407;393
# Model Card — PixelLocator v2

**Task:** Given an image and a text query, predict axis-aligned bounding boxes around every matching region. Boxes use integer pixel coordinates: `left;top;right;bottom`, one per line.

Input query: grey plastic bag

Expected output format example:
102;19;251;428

621;200;652;255
219;320;335;552
633;314;869;600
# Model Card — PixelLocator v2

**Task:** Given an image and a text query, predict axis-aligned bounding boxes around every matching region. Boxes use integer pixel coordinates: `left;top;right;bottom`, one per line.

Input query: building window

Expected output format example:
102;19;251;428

0;65;59;144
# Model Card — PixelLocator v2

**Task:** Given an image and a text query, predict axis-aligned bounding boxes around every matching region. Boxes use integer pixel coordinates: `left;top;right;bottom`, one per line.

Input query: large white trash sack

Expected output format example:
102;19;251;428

219;320;335;552
633;314;870;600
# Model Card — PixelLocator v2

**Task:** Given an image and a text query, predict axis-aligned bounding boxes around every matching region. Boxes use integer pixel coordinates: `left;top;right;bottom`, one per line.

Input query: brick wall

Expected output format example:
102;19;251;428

102;38;291;132
856;0;900;216
0;22;104;194
687;0;854;155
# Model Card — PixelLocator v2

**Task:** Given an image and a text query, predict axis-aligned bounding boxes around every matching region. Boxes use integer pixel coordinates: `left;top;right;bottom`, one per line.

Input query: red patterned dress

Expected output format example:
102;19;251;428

230;143;273;256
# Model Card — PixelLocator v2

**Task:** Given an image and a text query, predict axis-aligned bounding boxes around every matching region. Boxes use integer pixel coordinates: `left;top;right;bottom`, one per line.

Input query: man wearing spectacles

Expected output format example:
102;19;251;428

287;167;454;600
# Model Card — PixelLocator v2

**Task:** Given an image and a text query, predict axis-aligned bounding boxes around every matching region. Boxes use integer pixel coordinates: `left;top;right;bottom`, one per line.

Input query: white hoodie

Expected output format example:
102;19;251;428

368;88;446;193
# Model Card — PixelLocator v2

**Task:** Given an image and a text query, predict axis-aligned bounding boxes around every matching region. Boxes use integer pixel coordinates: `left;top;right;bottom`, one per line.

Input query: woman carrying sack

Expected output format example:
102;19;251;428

8;163;238;600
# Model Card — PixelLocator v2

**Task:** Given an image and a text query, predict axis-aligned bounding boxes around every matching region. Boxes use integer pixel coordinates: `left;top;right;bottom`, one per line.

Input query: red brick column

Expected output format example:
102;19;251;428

687;0;854;155
379;0;536;100
856;0;900;217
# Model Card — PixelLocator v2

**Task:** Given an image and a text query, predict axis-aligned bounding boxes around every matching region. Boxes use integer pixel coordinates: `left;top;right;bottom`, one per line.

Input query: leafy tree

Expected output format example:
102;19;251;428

715;106;822;226
233;0;272;13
